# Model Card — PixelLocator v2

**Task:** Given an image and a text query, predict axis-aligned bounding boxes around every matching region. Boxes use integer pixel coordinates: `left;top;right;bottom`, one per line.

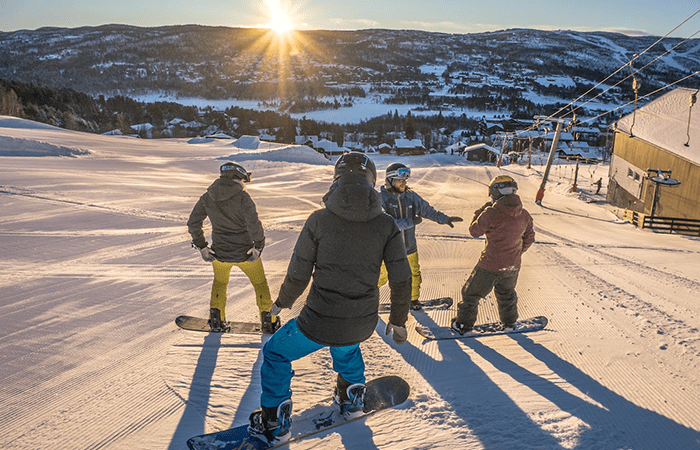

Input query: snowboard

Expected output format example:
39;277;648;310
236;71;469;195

175;315;262;334
186;375;410;450
415;316;548;340
379;297;453;313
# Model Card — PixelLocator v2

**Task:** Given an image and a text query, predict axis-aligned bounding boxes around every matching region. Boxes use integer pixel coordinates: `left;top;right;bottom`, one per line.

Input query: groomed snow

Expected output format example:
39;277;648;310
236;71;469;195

1;116;699;450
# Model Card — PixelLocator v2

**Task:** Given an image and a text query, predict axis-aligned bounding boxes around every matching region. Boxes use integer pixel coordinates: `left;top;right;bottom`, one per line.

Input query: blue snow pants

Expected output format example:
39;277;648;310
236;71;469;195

260;318;366;409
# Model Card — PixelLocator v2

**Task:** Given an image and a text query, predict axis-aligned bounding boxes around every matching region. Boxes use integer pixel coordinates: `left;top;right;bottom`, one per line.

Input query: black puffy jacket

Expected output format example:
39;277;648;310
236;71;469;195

277;174;412;346
187;178;265;263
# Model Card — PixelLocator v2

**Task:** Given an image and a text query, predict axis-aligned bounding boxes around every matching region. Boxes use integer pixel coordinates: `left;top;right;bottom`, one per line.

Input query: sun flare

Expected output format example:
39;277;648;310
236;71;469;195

266;0;295;34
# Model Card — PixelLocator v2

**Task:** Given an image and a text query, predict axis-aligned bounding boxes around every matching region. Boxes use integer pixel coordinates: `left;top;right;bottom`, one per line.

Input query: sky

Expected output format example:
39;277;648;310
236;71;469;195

1;0;699;38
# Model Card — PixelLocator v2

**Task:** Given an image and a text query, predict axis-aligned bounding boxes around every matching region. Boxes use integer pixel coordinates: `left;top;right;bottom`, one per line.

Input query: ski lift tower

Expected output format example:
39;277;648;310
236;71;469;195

534;116;570;205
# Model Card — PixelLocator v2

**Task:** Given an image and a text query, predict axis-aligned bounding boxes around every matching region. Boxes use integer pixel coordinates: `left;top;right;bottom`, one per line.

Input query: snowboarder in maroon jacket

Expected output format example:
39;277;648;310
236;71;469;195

452;175;535;334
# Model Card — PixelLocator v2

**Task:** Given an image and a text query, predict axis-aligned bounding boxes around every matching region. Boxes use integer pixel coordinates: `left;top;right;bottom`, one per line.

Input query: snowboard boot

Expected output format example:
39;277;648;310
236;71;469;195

248;399;292;445
260;311;281;334
451;318;472;335
501;321;516;330
334;373;365;419
410;300;423;310
208;308;230;332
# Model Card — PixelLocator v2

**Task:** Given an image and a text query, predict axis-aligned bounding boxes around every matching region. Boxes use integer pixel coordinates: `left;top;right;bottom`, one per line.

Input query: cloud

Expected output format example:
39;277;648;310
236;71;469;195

399;20;482;33
603;28;652;37
328;18;381;29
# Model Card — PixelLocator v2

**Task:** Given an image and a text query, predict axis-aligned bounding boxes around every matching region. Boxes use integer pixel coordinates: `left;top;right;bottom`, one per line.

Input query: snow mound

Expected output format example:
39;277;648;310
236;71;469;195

0;135;90;157
0;115;62;130
224;145;332;166
232;135;261;149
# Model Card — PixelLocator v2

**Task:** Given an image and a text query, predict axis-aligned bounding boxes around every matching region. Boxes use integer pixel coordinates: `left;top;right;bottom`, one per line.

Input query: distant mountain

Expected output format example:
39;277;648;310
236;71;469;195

1;24;699;119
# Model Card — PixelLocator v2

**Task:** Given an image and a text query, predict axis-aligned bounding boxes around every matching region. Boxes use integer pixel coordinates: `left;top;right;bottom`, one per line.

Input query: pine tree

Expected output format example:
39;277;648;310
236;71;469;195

405;111;415;140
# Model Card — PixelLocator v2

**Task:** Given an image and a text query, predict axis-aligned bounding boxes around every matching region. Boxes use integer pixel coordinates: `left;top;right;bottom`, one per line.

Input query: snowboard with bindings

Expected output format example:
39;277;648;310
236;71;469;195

175;315;262;334
379;297;453;313
415;316;548;340
186;375;410;450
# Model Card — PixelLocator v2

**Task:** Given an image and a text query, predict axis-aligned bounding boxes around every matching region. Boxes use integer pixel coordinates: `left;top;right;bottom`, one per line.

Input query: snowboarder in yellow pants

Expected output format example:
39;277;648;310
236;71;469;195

378;252;421;303
211;258;272;323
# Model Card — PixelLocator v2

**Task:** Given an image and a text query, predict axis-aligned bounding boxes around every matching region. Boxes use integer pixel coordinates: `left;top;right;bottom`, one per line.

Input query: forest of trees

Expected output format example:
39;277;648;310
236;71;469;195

1;78;489;147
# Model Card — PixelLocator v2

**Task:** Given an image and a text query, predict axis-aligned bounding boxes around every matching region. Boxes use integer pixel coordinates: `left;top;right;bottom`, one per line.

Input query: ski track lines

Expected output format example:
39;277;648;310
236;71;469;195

528;227;700;436
398;220;700;447
0;193;202;449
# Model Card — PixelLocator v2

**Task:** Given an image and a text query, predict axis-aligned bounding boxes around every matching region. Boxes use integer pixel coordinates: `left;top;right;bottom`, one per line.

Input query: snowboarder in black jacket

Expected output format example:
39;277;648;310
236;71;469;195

247;152;412;445
187;162;279;333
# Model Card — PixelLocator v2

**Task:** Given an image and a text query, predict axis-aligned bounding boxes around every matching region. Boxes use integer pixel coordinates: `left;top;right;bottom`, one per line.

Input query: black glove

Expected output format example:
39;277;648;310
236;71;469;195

446;216;463;228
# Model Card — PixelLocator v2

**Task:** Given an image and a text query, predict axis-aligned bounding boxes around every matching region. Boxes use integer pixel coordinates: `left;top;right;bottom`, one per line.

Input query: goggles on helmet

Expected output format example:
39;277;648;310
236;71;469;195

386;167;411;180
221;163;252;182
491;181;514;190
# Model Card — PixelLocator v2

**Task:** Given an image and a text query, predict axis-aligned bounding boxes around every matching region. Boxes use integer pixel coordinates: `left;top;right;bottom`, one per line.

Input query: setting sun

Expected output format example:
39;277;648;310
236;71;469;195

266;0;294;33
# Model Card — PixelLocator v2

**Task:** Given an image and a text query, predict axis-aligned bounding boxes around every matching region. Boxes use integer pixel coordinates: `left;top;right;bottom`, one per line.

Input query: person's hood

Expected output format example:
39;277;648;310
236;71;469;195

206;177;244;202
492;193;524;217
323;174;383;222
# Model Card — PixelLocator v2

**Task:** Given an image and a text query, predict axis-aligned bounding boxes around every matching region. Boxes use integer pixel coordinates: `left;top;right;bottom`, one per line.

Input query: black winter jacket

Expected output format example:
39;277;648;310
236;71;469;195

277;174;412;346
187;178;265;263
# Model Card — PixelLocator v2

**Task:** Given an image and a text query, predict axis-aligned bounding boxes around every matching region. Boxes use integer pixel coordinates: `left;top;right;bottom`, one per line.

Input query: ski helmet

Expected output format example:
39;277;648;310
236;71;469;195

385;162;411;182
488;175;518;200
334;152;377;186
220;162;251;182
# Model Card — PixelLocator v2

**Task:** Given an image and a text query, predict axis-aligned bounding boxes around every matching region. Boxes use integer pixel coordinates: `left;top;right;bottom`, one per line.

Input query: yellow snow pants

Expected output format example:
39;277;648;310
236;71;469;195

378;251;421;301
210;258;272;322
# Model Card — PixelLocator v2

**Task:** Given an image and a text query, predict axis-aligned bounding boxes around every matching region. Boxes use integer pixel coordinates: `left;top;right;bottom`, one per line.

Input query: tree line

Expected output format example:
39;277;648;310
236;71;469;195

1;78;495;148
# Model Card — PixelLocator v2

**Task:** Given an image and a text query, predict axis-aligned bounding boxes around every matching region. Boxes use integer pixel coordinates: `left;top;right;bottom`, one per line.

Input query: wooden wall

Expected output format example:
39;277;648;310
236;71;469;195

609;133;700;219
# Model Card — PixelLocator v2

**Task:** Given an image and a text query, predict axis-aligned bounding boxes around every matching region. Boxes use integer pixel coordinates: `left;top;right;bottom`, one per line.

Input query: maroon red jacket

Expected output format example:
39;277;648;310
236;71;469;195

469;194;535;272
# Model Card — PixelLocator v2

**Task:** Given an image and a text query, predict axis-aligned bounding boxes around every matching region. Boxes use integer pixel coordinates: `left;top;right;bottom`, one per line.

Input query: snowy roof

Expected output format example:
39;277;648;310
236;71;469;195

315;139;349;153
464;143;499;154
445;142;468;151
615;87;700;166
295;135;318;145
131;123;153;131
395;138;424;148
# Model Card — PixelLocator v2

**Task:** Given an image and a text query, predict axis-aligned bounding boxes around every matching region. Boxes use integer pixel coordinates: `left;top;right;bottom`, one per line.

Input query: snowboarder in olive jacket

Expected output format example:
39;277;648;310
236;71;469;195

247;152;412;446
187;162;279;333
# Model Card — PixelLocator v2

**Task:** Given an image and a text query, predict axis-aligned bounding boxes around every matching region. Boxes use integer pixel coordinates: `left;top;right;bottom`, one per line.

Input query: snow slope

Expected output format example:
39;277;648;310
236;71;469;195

1;116;699;450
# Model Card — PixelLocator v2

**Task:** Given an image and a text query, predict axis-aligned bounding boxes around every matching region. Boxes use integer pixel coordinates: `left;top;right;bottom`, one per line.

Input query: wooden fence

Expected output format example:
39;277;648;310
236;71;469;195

623;210;700;236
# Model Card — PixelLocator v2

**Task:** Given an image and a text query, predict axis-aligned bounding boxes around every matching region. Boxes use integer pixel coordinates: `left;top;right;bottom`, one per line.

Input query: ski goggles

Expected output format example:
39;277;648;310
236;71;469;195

221;164;252;182
386;167;411;179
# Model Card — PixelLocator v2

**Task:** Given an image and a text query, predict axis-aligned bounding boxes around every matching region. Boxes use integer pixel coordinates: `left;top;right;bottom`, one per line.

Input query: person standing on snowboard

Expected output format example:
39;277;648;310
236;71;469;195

378;162;463;310
187;162;280;334
247;152;412;445
451;175;535;334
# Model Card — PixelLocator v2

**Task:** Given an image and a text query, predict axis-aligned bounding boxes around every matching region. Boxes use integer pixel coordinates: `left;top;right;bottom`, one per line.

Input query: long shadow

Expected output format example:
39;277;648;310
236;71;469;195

504;334;700;449
168;332;222;450
339;420;380;450
229;335;271;427
379;312;564;449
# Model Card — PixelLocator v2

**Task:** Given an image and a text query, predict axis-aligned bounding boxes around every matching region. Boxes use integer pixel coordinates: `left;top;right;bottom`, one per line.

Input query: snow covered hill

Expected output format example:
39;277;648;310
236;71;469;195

1;116;699;449
2;26;699;120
